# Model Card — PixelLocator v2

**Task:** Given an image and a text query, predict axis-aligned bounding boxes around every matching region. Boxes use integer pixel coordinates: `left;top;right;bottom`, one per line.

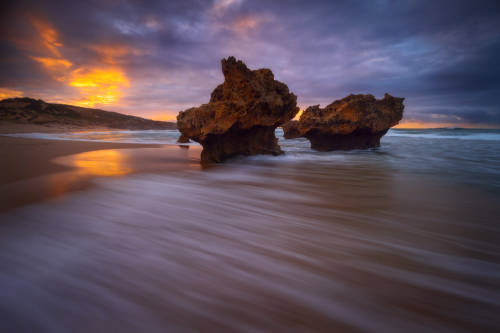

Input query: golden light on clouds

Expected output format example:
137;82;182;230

69;67;130;106
31;18;63;57
27;18;130;107
152;114;178;122
0;88;24;99
32;57;72;69
31;56;73;81
393;121;482;129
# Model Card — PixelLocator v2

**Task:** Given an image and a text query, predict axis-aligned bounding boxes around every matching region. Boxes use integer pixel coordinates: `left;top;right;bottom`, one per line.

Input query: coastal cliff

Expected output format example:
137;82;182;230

0;97;176;130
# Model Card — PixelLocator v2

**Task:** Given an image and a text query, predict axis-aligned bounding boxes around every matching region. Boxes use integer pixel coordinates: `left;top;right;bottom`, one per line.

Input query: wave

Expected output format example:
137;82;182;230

5;128;500;146
1;129;198;146
387;129;500;141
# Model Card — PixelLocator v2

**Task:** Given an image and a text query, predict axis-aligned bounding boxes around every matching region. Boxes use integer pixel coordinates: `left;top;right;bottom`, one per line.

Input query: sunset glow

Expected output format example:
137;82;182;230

1;1;499;126
0;88;23;100
1;2;500;332
31;18;63;57
69;67;130;106
393;121;499;129
152;114;178;122
26;18;131;108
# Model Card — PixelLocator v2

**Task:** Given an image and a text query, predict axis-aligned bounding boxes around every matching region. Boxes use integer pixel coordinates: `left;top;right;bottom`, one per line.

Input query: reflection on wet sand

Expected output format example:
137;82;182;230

1;131;500;332
71;150;132;176
0;145;202;212
1;157;499;332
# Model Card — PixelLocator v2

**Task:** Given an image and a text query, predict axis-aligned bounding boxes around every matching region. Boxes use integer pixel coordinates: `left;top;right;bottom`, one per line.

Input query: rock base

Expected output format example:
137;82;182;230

305;130;387;151
200;125;282;164
177;134;190;143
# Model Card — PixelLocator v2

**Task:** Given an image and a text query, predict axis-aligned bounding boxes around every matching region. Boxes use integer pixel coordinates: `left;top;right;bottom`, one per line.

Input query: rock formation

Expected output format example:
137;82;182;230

282;94;404;151
177;134;190;143
282;120;302;139
177;56;298;163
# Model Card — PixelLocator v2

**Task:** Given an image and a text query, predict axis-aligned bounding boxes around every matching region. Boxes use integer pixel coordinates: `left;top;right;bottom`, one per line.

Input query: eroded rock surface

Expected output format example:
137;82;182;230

177;57;298;163
282;94;404;151
177;134;190;143
282;120;302;139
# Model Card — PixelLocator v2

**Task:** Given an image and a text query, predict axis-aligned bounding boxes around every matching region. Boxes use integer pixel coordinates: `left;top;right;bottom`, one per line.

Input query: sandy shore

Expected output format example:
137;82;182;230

0;133;201;212
0;136;161;185
0;122;116;134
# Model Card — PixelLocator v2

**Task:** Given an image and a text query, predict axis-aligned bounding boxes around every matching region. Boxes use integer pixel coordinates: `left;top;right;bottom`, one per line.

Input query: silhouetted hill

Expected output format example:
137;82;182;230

0;98;176;130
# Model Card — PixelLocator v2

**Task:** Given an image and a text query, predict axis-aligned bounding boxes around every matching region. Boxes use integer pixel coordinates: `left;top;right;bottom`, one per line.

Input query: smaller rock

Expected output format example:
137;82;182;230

177;134;190;143
282;93;404;151
282;120;302;139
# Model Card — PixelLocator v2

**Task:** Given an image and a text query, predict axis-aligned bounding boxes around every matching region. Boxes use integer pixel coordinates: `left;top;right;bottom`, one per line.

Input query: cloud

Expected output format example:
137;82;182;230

6;16;133;108
30;17;63;57
0;88;24;99
69;67;130;106
1;0;499;125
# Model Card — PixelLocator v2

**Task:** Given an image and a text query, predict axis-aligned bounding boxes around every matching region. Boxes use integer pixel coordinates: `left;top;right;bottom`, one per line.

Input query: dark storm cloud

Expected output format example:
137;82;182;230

1;0;499;125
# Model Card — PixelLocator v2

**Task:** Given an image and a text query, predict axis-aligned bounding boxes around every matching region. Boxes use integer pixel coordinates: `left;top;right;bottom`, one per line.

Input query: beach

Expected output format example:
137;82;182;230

0;127;201;211
1;128;500;332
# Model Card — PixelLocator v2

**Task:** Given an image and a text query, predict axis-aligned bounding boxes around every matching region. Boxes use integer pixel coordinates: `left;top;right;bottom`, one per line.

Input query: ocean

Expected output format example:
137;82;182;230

1;128;500;332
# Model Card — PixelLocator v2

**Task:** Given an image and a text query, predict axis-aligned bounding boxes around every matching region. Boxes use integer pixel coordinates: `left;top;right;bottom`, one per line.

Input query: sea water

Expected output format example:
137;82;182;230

1;128;499;332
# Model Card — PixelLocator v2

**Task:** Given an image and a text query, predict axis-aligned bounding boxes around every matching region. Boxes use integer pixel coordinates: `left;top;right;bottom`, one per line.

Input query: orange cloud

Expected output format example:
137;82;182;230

31;18;63;57
69;67;130;106
28;18;131;108
0;88;24;99
31;57;73;81
151;114;177;122
32;57;72;69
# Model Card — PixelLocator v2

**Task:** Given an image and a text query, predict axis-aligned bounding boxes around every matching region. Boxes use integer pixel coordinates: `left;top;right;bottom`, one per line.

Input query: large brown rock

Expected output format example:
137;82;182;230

177;56;298;163
282;94;404;151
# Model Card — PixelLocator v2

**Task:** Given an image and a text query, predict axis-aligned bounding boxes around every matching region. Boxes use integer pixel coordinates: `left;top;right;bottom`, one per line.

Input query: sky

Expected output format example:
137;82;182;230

1;0;499;127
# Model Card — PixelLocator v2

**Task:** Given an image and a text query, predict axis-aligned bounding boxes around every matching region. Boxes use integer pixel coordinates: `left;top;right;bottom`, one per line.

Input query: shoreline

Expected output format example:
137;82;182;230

0;123;126;134
0;134;201;212
0;136;162;185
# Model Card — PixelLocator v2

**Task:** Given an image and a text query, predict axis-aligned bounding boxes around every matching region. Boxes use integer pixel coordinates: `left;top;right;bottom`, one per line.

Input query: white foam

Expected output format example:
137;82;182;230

387;130;500;141
1;130;199;146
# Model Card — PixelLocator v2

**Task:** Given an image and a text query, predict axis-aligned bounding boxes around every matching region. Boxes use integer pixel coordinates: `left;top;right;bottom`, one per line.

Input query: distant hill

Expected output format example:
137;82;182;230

0;98;176;130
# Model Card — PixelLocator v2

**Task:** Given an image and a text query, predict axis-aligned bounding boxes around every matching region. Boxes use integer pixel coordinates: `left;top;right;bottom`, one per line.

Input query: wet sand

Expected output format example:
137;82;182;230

0;122;115;134
1;154;499;332
0;136;200;211
1;130;499;332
